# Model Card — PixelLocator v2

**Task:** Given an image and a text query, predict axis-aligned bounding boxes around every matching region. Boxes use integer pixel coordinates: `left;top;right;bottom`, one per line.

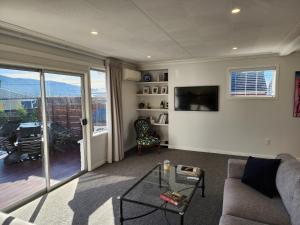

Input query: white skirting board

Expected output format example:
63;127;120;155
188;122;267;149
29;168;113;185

90;145;137;171
90;146;300;170
90;159;106;171
168;145;283;159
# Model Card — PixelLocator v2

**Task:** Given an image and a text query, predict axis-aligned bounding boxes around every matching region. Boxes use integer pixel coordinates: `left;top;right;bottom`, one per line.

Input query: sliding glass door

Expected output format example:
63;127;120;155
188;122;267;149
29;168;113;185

44;72;86;186
0;66;87;210
0;67;45;210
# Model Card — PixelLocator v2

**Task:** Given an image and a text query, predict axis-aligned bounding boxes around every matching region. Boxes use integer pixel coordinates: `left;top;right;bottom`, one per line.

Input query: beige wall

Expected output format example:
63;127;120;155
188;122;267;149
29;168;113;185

90;133;108;170
140;53;300;158
122;80;138;151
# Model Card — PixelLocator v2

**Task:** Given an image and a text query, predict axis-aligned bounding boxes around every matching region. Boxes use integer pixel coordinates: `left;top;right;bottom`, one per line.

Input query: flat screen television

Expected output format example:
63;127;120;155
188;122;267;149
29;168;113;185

174;86;219;111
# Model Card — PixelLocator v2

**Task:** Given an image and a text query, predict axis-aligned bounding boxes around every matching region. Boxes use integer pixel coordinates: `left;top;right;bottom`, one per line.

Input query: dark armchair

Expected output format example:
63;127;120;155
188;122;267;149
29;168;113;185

134;119;160;154
0;121;19;155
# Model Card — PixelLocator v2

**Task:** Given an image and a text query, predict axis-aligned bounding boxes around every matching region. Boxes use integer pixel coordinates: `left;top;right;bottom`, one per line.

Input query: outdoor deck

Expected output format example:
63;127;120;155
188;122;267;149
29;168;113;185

0;147;81;210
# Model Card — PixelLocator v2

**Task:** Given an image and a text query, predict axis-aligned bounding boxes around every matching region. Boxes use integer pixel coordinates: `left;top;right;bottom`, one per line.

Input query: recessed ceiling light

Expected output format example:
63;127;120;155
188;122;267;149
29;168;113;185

147;55;151;59
232;47;238;50
231;8;241;14
91;31;98;35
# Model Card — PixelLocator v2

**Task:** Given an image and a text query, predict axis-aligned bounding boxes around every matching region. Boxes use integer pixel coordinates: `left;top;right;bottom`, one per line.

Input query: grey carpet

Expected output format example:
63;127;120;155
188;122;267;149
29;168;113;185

12;149;244;225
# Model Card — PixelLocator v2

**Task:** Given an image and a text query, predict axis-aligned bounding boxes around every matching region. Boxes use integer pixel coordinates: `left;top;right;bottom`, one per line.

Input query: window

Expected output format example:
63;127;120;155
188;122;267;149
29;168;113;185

90;69;108;134
229;67;277;98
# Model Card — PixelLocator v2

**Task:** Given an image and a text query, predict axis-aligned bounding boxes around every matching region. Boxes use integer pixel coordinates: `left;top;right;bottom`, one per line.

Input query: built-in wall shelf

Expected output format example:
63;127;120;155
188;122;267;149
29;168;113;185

137;69;169;149
137;81;168;85
136;108;168;112
137;94;168;97
152;123;168;126
160;140;169;147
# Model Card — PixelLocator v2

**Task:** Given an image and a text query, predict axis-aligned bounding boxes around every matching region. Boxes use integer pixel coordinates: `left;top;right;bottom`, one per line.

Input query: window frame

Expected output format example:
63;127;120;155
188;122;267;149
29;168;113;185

227;65;279;100
89;68;108;136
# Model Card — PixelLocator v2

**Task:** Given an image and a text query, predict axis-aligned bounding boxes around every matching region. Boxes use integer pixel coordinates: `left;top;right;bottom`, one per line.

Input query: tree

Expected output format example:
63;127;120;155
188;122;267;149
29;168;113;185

16;105;28;122
28;108;39;122
0;110;8;125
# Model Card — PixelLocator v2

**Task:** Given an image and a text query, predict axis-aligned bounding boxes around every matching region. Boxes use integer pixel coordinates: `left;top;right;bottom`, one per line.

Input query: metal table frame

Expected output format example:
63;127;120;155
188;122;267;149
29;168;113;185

118;164;205;225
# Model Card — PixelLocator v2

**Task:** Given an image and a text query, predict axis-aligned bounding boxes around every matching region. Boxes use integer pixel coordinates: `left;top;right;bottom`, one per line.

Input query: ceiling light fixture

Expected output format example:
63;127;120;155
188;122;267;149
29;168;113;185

232;47;238;50
91;31;98;35
231;8;241;14
147;55;151;59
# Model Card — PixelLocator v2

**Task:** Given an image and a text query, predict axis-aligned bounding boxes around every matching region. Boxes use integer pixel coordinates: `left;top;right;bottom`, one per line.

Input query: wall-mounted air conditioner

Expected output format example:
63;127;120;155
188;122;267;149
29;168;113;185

123;68;141;81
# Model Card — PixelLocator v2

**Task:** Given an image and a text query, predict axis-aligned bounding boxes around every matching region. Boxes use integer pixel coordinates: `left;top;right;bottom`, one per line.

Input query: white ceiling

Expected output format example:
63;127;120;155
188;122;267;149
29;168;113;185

0;0;300;63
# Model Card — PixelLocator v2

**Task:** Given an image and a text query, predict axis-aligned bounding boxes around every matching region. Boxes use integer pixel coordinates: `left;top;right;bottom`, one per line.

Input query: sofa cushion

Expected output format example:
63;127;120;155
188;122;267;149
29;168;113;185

241;156;281;198
276;154;300;225
291;182;300;225
219;215;269;225
223;178;290;225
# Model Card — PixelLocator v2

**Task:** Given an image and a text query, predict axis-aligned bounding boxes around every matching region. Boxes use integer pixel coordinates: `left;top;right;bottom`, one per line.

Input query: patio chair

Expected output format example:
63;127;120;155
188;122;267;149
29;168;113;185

20;125;41;138
0;121;19;155
49;122;76;152
0;134;17;154
0;121;19;137
134;119;160;155
18;136;42;160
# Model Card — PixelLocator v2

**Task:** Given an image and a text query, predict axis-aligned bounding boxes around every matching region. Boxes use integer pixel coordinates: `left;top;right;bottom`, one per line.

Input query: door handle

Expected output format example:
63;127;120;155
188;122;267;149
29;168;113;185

81;119;88;126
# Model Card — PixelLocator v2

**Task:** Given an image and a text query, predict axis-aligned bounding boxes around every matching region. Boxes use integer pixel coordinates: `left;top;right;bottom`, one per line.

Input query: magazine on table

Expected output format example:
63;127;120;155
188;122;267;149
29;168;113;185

160;191;187;206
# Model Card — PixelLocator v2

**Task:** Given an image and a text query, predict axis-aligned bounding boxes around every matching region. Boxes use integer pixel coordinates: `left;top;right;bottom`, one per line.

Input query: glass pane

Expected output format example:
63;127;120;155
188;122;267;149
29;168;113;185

90;70;107;134
123;164;203;213
230;69;276;97
0;68;45;210
44;73;85;186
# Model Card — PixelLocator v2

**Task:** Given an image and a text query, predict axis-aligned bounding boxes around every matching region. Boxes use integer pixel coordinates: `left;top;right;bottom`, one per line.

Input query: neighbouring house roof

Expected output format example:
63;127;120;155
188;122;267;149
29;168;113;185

0;88;29;100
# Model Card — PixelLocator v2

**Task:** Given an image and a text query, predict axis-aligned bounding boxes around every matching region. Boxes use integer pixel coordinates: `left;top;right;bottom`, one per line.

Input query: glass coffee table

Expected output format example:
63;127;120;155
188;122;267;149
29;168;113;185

118;163;205;225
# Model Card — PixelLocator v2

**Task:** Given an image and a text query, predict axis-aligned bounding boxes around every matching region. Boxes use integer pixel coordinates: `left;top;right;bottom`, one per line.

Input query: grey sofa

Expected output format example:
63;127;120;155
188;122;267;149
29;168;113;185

0;212;33;225
219;154;300;225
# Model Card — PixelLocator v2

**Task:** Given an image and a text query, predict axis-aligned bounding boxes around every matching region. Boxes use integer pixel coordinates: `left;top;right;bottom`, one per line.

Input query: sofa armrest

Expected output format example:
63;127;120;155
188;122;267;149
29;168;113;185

0;212;34;225
227;159;247;179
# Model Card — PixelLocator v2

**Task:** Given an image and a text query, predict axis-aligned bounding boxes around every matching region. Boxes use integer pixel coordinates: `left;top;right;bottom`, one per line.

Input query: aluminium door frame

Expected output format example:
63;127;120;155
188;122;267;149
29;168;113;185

0;64;89;211
42;70;88;191
0;65;47;213
40;70;51;191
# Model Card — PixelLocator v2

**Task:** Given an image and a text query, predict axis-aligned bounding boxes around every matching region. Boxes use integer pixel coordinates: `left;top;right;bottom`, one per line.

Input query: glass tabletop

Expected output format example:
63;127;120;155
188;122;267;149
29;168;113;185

122;164;203;213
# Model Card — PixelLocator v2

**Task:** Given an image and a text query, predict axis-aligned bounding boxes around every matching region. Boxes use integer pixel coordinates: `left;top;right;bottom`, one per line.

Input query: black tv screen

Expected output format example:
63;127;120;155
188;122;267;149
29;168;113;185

174;86;219;111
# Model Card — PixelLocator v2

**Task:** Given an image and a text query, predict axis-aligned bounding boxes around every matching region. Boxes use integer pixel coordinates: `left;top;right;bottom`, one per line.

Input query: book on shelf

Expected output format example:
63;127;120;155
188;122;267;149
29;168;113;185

176;165;201;177
157;113;168;124
160;191;187;206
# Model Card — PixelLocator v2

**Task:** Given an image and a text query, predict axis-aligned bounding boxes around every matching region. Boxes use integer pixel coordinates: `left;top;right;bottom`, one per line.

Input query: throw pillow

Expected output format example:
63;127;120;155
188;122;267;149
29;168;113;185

242;156;281;198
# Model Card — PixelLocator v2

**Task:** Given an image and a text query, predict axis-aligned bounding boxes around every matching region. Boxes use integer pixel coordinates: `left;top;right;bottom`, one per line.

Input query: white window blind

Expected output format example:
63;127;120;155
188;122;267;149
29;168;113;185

229;67;277;97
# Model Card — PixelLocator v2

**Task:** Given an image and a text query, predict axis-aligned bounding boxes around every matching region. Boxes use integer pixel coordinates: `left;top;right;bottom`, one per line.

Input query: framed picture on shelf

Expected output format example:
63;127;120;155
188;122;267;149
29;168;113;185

143;87;150;94
161;86;168;94
151;86;159;94
143;73;152;82
159;73;165;82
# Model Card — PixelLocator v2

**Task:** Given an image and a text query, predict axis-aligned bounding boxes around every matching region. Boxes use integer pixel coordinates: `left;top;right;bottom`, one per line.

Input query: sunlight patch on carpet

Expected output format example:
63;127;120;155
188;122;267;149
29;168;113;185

89;197;116;225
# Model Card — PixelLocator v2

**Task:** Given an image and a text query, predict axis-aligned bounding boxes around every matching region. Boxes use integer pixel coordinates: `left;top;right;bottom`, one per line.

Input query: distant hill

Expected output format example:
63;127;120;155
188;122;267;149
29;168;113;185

0;75;105;97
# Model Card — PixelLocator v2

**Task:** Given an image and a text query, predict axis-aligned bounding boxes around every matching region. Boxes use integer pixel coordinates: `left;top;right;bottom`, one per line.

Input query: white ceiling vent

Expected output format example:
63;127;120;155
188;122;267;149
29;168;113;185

123;68;141;81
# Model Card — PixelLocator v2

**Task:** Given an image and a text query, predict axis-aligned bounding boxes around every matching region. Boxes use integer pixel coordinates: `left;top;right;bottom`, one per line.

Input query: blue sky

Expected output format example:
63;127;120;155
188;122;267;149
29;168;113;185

264;70;274;85
0;68;106;92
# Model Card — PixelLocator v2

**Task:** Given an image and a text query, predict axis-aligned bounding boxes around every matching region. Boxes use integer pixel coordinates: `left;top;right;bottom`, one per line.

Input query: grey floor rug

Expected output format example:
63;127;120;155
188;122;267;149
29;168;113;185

12;149;244;225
